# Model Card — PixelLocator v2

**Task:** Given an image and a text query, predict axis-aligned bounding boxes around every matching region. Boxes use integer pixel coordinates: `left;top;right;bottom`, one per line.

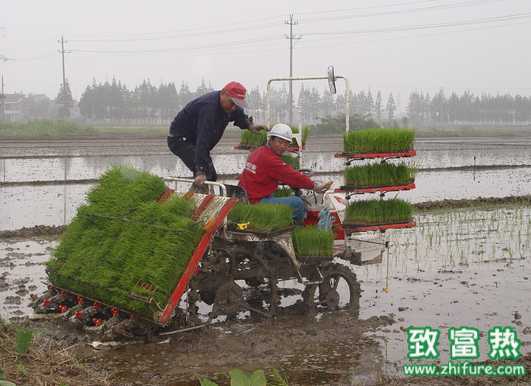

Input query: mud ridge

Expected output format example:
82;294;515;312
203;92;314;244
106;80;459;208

0;225;65;239
415;195;531;211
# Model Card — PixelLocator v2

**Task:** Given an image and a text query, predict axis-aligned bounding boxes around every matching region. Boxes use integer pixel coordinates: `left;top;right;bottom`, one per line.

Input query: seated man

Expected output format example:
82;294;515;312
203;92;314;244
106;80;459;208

239;123;332;224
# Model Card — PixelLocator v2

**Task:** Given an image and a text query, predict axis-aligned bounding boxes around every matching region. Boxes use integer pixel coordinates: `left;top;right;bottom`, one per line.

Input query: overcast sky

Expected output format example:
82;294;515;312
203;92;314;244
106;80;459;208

1;0;530;107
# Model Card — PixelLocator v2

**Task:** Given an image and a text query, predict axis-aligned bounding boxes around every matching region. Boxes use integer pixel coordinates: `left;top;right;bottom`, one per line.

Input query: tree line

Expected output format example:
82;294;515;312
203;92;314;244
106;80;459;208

408;90;531;125
76;78;400;125
5;77;531;128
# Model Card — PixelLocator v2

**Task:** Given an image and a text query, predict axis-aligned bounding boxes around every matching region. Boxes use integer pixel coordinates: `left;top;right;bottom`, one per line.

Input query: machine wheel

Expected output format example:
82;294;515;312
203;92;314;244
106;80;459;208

211;281;243;319
302;263;360;316
244;278;265;287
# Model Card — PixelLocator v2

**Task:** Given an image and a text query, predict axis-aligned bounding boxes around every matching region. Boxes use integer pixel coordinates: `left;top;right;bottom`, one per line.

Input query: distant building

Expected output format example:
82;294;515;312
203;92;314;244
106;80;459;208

1;93;24;121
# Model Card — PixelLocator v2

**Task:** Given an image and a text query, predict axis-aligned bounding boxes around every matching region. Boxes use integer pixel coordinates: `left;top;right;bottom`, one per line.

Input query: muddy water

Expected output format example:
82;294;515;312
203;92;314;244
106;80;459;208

1;206;529;381
0;238;54;319
353;206;531;373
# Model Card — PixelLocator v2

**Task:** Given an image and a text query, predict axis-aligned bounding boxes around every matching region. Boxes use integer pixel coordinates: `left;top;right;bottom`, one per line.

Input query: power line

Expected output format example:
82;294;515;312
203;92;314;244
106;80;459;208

302;12;531;36
296;0;445;16
295;17;529;49
68;19;283;43
70;35;282;54
299;0;504;24
0;54;14;62
12;52;57;62
65;11;530;57
64;0;498;43
67;13;289;43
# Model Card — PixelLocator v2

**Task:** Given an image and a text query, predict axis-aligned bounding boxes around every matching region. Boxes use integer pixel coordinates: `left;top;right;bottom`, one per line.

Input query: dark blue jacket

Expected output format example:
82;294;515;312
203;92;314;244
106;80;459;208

169;91;251;174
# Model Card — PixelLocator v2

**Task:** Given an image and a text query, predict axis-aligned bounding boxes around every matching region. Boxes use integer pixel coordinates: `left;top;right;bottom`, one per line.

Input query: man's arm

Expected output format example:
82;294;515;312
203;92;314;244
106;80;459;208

266;156;333;192
232;108;251;130
233;109;267;132
266;156;315;189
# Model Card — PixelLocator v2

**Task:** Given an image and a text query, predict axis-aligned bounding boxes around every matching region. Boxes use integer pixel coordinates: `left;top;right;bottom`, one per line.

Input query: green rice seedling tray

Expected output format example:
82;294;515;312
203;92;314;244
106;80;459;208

45;167;238;324
236;127;310;151
343;220;416;234
344;198;413;227
342;162;415;190
336;183;416;195
282;154;300;169
227;223;294;237
227;202;293;234
342;128;415;155
237;130;268;149
292;226;334;257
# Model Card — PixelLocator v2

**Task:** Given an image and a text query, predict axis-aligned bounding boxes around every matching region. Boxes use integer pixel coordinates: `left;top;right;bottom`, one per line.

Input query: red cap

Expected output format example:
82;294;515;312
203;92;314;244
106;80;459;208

222;81;247;108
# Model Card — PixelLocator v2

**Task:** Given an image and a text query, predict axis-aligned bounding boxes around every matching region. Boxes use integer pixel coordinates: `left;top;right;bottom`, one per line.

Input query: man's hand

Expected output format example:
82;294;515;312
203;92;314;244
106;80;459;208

313;181;333;193
194;173;206;186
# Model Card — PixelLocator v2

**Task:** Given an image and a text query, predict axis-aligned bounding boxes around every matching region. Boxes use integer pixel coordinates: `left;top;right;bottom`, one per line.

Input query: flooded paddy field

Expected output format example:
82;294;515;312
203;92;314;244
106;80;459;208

1;206;529;384
1;136;530;385
2;166;531;230
2;136;531;185
2;136;531;230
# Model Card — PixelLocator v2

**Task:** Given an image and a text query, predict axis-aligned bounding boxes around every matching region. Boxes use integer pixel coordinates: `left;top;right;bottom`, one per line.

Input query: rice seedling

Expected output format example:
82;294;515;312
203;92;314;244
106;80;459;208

343;128;415;154
15;328;33;355
344;199;413;226
240;129;268;148
239;126;310;148
281;154;300;169
344;162;415;188
273;186;295;197
292;126;310;147
228;203;293;233
292;226;334;256
46;166;203;316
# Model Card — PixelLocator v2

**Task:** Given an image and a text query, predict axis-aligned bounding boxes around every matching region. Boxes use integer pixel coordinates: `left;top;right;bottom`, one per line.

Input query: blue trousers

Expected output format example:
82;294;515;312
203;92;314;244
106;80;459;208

260;196;306;223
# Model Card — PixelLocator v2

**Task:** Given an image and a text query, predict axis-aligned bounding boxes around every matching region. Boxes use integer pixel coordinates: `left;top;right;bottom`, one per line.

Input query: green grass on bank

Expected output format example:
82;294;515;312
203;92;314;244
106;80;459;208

2;119;529;140
344;162;415;188
0;120;171;139
0;120;97;138
46;166;204;317
344;128;415;154
345;199;413;226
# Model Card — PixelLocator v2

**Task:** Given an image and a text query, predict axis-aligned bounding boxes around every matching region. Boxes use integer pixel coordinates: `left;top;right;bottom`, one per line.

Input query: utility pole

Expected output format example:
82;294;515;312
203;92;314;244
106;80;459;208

0;74;5;121
285;14;301;126
59;36;68;96
0;54;13;121
57;36;72;117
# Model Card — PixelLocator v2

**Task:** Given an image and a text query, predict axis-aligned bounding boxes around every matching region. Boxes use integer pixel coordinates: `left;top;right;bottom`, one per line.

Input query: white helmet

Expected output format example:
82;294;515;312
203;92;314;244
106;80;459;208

268;123;292;142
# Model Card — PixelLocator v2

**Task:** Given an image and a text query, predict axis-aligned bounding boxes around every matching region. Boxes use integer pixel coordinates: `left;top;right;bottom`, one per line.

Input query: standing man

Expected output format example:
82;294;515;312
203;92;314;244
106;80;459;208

168;81;264;186
239;123;332;224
